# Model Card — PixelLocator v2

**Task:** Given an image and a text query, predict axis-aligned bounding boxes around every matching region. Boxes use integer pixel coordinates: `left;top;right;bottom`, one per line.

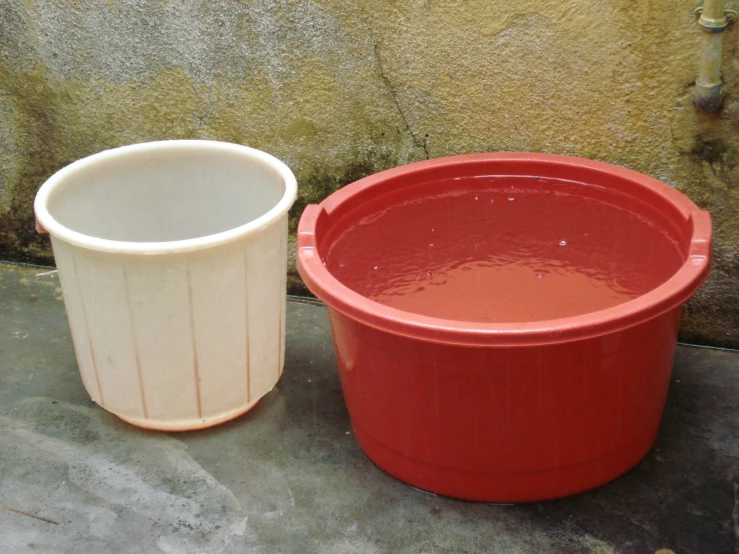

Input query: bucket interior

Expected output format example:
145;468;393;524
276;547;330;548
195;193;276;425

45;146;286;243
321;174;689;323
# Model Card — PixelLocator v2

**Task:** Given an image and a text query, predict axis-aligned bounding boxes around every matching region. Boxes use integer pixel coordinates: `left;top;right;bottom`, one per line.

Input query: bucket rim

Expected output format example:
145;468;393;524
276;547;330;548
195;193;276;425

34;140;297;255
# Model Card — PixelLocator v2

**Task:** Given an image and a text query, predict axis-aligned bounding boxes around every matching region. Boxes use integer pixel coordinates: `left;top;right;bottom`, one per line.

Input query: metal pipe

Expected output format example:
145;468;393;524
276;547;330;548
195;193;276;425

695;0;730;112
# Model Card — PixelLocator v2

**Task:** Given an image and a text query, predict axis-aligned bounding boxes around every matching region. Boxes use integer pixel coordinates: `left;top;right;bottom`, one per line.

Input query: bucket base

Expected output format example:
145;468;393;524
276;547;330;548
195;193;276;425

353;424;656;503
112;397;262;432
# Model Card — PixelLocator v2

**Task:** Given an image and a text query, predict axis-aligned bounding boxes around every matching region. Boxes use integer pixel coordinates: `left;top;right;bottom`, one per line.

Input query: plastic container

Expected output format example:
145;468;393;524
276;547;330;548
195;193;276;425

34;140;297;431
297;153;712;502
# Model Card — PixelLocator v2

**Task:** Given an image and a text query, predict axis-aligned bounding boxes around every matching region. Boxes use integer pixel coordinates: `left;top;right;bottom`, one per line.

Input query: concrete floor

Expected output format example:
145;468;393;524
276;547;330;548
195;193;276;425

1;262;738;554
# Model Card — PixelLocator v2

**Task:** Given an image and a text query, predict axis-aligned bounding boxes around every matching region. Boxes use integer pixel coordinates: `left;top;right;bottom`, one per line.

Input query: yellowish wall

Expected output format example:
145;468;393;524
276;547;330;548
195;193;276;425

1;0;737;346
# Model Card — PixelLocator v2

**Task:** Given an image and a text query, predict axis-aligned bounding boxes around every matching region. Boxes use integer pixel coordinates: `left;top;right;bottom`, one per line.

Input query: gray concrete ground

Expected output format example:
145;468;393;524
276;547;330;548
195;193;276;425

0;262;737;554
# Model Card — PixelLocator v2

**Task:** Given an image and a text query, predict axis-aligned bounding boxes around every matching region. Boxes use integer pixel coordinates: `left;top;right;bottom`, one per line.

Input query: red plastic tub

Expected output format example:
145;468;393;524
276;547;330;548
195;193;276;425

297;153;712;502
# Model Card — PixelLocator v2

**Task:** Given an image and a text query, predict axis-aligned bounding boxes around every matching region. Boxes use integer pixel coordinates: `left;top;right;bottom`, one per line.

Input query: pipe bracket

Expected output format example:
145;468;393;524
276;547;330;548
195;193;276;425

694;7;737;32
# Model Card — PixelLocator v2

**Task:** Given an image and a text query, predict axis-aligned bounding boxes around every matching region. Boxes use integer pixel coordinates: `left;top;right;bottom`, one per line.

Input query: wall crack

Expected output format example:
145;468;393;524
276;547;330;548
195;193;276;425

373;43;429;160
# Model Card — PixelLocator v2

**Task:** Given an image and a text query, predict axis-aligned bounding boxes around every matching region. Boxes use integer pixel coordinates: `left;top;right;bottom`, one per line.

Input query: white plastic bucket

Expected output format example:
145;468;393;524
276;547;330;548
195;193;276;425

34;140;297;431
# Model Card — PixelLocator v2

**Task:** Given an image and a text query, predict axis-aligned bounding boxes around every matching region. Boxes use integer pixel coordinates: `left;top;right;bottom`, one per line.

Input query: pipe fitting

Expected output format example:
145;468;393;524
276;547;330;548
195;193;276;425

694;1;734;112
695;82;724;112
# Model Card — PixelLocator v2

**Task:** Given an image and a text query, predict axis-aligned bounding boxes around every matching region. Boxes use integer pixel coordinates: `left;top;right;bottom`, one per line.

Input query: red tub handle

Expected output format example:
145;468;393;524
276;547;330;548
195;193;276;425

689;209;712;260
297;204;330;298
298;204;323;250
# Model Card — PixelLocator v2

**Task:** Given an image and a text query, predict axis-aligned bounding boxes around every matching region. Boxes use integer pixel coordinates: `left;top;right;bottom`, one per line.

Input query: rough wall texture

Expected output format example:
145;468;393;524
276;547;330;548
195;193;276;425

1;0;737;347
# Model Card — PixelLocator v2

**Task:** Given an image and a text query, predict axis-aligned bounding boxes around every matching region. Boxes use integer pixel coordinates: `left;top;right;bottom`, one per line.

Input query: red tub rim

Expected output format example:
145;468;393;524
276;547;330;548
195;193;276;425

297;153;712;347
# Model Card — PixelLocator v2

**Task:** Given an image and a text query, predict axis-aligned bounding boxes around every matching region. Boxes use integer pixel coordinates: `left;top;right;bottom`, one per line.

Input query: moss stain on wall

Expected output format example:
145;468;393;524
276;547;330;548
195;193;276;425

0;61;203;262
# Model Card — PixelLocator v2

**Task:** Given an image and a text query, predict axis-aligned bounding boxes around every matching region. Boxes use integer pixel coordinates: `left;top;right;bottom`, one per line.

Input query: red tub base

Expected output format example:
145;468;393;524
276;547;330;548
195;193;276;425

354;424;657;503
